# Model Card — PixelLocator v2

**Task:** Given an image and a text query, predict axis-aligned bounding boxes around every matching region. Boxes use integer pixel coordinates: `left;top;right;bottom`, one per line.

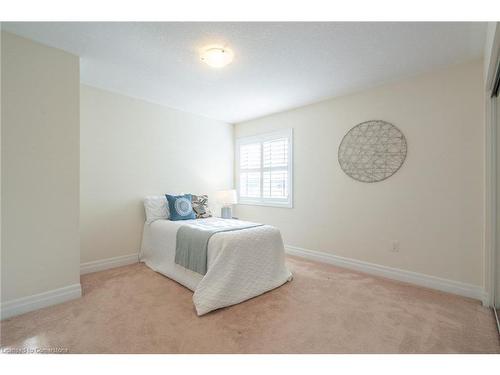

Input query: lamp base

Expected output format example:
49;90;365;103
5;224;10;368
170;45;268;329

221;206;232;219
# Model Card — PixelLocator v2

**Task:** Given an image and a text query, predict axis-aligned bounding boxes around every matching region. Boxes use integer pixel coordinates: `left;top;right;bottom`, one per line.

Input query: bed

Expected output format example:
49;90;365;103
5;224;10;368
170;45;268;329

139;217;292;315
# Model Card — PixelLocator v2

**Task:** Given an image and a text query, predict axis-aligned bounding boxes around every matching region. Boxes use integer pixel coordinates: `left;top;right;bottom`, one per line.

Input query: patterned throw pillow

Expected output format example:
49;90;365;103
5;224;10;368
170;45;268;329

191;194;212;219
165;194;196;221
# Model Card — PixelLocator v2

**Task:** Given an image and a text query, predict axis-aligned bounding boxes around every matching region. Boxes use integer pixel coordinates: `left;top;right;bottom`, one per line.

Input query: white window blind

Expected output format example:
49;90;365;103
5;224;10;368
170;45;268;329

239;143;261;198
236;129;293;208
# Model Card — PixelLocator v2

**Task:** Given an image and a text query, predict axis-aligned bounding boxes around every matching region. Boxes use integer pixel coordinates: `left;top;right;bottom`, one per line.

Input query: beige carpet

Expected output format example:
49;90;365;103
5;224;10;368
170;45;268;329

1;256;499;353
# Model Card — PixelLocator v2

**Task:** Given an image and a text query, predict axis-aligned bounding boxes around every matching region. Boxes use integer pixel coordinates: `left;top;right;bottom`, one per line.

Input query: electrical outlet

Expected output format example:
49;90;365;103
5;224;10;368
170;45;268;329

391;240;400;252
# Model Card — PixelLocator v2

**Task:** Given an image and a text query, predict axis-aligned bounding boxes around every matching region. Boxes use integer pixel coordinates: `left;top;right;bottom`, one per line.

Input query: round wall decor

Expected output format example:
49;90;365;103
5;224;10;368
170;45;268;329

338;120;407;183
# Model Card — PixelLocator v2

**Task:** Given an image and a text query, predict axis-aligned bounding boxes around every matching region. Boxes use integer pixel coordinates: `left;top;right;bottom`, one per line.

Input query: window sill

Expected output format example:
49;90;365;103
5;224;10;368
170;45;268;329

237;201;293;209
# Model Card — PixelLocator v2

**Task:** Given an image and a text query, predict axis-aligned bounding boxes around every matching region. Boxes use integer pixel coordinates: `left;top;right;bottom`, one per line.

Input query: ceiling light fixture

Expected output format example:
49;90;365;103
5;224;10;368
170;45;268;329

200;46;234;68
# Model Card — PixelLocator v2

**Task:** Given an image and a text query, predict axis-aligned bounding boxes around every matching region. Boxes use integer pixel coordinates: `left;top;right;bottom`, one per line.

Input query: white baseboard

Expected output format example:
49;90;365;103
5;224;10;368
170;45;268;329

285;245;487;302
1;283;82;320
80;253;139;275
1;253;139;320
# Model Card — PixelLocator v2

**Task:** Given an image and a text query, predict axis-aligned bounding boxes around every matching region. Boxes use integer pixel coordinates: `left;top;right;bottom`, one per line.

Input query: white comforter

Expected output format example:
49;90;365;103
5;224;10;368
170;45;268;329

139;217;292;315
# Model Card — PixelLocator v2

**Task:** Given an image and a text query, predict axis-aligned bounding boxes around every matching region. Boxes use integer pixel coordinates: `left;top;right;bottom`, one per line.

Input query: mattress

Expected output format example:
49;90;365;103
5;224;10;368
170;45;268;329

139;217;292;315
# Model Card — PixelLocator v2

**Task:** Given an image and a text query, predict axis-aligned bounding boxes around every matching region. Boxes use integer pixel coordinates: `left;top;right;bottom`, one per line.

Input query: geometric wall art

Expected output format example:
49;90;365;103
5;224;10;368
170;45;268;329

338;120;407;183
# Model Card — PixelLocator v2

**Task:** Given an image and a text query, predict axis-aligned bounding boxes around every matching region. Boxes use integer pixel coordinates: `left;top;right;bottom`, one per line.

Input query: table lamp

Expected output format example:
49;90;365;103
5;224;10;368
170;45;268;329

216;189;238;219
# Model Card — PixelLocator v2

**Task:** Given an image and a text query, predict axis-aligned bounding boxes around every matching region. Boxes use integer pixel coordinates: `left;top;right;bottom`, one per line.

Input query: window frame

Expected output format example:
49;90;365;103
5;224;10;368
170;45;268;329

235;128;293;208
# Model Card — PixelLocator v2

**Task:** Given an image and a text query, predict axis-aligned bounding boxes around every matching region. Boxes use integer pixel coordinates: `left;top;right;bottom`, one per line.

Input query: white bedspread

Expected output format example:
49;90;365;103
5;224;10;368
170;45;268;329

140;217;292;315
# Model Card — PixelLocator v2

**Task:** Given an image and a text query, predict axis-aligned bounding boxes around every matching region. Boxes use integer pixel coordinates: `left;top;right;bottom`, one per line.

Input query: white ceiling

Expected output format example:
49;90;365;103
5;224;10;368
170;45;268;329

3;22;487;123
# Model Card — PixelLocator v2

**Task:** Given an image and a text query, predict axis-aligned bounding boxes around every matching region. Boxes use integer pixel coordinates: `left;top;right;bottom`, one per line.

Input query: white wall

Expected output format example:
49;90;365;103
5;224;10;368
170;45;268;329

1;32;81;304
80;85;233;263
234;60;485;287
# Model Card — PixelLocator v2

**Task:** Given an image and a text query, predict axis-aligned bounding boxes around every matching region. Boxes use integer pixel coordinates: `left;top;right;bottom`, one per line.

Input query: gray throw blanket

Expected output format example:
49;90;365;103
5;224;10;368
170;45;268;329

175;219;263;275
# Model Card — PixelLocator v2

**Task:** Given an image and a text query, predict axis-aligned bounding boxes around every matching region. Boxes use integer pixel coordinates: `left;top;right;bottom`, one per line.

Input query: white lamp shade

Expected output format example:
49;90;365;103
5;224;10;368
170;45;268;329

216;189;238;205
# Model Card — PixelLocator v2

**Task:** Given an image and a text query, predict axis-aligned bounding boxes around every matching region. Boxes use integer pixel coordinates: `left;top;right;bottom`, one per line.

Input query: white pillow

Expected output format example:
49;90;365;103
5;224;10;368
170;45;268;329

144;195;169;223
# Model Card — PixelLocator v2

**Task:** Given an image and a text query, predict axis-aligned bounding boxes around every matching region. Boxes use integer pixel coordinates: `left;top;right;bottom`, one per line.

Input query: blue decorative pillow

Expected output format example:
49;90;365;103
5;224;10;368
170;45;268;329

165;194;196;221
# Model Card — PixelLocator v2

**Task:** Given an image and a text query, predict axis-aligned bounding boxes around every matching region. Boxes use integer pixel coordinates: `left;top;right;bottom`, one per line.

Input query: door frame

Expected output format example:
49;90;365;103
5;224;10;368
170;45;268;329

484;23;500;336
484;23;499;321
487;85;500;333
485;94;495;305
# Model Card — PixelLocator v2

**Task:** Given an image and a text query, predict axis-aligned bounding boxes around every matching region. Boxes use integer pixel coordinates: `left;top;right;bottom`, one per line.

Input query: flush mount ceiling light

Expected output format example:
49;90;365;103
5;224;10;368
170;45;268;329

200;46;234;68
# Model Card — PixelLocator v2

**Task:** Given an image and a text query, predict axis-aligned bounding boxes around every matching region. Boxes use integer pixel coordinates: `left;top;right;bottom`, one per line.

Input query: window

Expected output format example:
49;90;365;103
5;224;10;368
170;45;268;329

236;129;293;208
